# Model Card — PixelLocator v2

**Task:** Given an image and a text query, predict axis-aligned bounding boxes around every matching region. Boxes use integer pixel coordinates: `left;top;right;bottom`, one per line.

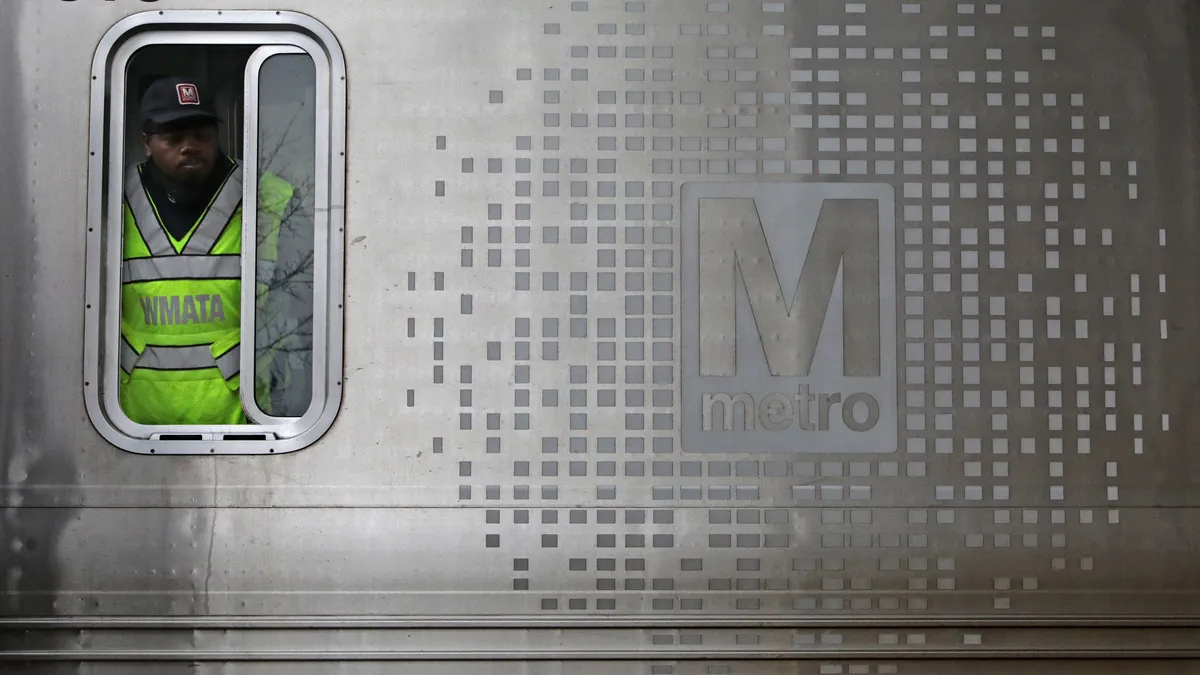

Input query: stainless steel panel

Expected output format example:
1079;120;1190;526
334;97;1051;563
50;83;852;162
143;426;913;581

4;665;1200;675
1;0;68;621
7;506;1200;615
4;620;1200;659
5;0;1200;667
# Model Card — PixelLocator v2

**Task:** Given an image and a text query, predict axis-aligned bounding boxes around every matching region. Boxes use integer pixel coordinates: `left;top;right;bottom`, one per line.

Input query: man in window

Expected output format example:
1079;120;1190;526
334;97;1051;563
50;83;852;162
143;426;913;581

118;76;295;425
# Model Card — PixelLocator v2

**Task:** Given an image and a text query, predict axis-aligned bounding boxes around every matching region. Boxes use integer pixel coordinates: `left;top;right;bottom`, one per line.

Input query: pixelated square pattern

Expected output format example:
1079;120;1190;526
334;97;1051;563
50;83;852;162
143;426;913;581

433;0;1174;617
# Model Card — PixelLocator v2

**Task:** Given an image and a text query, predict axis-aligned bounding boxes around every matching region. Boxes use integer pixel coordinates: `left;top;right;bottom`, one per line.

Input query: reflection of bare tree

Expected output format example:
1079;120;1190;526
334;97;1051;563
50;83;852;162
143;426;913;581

252;99;316;417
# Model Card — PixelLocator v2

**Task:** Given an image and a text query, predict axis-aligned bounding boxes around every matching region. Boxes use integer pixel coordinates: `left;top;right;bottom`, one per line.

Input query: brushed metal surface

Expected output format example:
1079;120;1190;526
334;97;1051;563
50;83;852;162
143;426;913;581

4;624;1200;660
4;664;1200;675
4;0;1200;667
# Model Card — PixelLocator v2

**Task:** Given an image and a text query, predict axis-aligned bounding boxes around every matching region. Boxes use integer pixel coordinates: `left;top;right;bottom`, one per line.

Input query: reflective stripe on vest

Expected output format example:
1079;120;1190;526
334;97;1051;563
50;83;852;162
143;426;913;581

123;169;174;256
184;168;244;254
124;164;244;256
122;254;241;283
121;340;241;381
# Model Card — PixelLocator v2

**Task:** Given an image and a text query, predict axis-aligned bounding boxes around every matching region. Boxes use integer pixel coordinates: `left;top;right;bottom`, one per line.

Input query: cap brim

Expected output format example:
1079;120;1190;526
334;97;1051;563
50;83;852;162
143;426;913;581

145;109;222;128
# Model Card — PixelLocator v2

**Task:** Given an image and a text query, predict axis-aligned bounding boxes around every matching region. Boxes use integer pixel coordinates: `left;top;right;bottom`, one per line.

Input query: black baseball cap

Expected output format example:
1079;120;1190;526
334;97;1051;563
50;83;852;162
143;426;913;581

141;76;221;132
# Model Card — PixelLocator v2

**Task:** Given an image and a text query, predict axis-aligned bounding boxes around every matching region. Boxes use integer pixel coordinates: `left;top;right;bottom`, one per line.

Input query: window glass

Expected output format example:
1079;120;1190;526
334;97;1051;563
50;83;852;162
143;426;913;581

249;52;317;419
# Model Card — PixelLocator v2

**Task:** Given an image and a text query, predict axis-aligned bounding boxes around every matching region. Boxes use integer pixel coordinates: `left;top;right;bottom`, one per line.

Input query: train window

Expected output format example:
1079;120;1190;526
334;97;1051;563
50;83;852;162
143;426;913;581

83;12;347;454
243;48;320;423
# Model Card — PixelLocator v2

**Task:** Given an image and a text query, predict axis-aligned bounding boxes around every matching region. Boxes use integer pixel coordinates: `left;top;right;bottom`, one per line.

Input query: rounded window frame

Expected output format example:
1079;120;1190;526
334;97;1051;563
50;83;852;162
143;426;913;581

83;11;347;455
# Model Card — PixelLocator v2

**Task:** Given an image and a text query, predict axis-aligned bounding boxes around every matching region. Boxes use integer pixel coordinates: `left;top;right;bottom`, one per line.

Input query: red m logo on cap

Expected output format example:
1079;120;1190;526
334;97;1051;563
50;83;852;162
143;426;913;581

175;83;200;106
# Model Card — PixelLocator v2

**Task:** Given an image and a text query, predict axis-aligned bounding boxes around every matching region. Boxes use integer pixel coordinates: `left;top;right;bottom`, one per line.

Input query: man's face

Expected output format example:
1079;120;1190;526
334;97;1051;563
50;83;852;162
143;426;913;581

143;123;218;184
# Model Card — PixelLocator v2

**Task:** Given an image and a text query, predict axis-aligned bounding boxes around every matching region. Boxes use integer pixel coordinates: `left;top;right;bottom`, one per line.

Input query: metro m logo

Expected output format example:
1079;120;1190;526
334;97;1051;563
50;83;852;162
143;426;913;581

680;182;897;454
699;197;881;378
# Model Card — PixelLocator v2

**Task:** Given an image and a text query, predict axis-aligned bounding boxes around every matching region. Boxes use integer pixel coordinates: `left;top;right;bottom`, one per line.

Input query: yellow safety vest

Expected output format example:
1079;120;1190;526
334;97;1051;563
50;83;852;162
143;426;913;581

118;160;293;425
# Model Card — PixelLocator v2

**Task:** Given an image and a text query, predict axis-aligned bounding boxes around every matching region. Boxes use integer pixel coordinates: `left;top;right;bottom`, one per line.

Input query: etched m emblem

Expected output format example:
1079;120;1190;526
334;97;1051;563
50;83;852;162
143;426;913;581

680;182;897;454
